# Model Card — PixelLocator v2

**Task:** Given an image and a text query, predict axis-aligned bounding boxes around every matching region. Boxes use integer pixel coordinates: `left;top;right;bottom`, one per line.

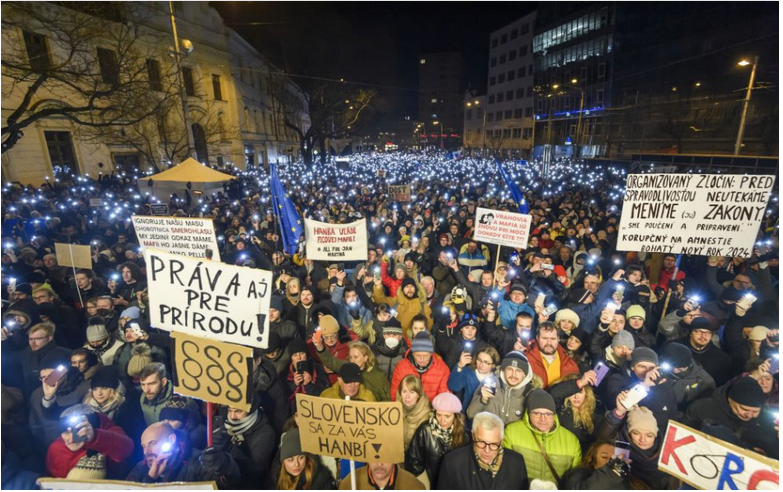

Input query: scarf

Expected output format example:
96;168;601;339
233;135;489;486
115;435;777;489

85;384;126;419
225;410;259;445
428;411;453;447
474;446;504;478
475;369;492;384
403;397;431;450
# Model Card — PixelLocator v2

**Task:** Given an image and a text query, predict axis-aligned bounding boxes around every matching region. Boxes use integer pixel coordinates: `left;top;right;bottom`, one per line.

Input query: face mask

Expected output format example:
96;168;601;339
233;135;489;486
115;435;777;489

384;337;400;349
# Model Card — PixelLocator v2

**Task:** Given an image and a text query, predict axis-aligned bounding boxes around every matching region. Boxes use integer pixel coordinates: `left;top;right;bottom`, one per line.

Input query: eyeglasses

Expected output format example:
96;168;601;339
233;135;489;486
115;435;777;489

476;359;494;366
530;411;555;418
474;439;501;451
323;334;338;341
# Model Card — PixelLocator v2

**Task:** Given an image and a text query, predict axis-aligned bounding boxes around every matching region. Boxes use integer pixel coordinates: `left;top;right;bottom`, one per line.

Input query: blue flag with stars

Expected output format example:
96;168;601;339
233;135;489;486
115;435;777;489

495;158;529;214
270;163;303;255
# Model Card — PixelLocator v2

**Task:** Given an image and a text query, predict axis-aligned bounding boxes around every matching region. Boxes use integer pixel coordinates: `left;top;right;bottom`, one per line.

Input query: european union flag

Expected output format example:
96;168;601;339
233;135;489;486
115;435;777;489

270;163;303;255
495;158;529;214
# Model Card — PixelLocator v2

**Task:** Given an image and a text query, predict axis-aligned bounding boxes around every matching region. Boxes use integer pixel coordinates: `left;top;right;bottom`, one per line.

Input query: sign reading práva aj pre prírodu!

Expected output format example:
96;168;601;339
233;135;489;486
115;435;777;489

132;216;220;261
617;174;775;257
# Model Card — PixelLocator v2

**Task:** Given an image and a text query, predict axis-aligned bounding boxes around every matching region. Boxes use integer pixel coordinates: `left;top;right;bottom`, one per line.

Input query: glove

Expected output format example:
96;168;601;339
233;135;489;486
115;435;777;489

200;447;228;472
608;457;630;479
668;279;679;290
211;423;230;451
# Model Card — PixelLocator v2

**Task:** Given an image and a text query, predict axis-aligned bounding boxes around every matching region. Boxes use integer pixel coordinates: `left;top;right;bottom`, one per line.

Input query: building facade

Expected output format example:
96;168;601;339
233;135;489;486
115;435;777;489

483;11;537;158
532;3;615;159
1;1;308;185
418;51;465;149
462;93;487;154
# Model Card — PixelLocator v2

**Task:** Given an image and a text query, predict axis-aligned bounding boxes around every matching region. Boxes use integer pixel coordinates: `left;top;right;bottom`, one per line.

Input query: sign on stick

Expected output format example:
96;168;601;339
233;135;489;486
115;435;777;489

387;184;411;202
55;243;92;270
132;216;220;260
304;218;368;261
473;207;532;249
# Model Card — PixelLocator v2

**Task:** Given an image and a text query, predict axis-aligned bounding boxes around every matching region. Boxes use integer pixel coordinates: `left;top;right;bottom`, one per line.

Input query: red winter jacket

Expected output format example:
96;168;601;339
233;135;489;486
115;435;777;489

46;412;134;479
390;350;451;402
526;342;580;388
308;339;351;385
380;259;403;296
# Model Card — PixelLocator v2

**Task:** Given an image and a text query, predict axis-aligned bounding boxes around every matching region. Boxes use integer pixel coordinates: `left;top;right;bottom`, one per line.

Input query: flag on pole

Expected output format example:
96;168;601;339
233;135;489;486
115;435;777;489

495;158;529;214
270;163;304;255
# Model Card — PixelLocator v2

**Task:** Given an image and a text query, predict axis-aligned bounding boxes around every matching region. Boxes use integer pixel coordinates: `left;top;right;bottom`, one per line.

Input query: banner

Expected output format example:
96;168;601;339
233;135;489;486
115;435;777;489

657;421;778;490
150;203;169;216
55;243;92;270
145;249;272;349
132;216;220;261
387;184;411;202
37;478;217;489
171;331;253;411
304;218;368;261
296;394;404;463
617;174;775;257
473;207;532;249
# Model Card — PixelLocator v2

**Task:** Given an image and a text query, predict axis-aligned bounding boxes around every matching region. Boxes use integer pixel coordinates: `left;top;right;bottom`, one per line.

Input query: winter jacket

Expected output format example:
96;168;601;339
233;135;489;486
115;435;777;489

271;317;301;347
308;340;349;386
372;283;433;340
371;331;407;381
21;342;72;397
84;338;125;366
139;381;199;426
667;361;716;410
497;300;535;330
526;343;580;389
285;360;331;399
1;449;41;491
432;264;457;299
548;379;603;453
406;417;470;489
657;309;691;343
252;359;291;435
675;336;734;387
320;381;377;402
212;411;276;489
339;464;423;490
331;284;373;330
457;243;490;274
448;366;495;412
466;368;536;425
560;464;629;489
46;412;134;479
434;327;489;371
502;413;582;483
126;441;241;488
112;342;168;384
30;375;91;450
316;345;391;402
390;350;450;402
482;317;520;357
436;444;528;490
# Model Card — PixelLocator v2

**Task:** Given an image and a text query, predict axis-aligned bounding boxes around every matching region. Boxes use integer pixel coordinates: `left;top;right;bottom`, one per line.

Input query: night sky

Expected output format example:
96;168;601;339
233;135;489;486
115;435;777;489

211;2;537;128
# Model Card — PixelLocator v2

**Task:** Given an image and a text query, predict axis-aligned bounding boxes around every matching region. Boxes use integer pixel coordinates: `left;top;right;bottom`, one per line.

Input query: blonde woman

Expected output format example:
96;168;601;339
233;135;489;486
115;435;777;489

315;340;391;401
549;373;602;453
283;277;301;314
397;375;431;451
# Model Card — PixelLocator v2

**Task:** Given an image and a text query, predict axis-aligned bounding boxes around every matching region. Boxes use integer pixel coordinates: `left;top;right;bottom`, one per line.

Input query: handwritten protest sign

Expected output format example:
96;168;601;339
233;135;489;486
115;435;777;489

171;331;253;411
150;203;169;216
145;248;272;349
132;216;220;261
473;207;532;249
617;174;775;257
296;394;404;463
304;218;368;261
55;243;92;270
387;184;411;202
658;421;778;490
37;478;217;489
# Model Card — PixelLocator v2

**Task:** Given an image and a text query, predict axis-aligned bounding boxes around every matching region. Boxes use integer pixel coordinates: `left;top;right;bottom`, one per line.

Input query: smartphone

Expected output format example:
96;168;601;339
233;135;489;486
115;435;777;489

542;264;554;271
621;384;649;409
463;341;473;354
44;365;69;387
312;327;322;345
536;293;546;305
613;440;631;460
688;297;701;310
483;377;497;395
542;304;558;317
8;278;16;292
374;266;381;280
769;356;779;375
594;362;610;386
70;415;88;443
742;293;758;304
295;361;307;374
128;322;144;338
606;301;618;314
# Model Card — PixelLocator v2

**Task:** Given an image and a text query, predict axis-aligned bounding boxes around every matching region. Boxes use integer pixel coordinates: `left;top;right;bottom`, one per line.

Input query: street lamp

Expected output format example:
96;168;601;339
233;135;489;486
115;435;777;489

467;101;488;157
734;57;758;155
553;80;585;159
168;1;196;159
433;120;444;149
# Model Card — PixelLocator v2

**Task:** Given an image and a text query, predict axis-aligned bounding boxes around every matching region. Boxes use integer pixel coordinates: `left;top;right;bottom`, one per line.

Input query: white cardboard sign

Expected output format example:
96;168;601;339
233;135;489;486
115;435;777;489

473;207;532;249
304;218;368;261
132;216;220;261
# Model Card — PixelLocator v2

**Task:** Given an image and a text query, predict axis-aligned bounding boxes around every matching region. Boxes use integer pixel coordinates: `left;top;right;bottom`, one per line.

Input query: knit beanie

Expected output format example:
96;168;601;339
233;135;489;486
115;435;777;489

159;398;189;426
510;283;527;295
457;315;478;331
127;344;153;378
663;343;692;369
15;283;32;296
500;350;529;373
728;377;765;408
91;366;120;390
627;406;658;435
381;320;403;336
689;317;716;332
555;308;580;328
280;428;303;461
569;328;589;347
120;306;141;319
66;452;107;480
394;263;406;275
86;319;109;343
626;305;646;321
749;326;768;341
401;276;417;291
270;296;284;312
631;347;658;367
611;330;636;350
264;332;282;354
319;315;340;336
287;338;308;357
410;332;434;354
526;389;556;413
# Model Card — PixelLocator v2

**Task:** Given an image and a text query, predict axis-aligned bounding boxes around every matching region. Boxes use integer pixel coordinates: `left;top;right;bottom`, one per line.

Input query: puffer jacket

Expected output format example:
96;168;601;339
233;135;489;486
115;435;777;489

560;465;629;490
319;381;377;402
405;416;470;489
502;413;582;484
390;350;450;402
372;283;433;340
668;361;716;410
466;368;537;425
526;342;580;389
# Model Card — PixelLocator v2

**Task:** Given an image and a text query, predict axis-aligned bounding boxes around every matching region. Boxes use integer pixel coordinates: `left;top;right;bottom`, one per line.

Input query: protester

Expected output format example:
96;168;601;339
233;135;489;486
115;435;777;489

559;440;630;489
339;461;424;490
397;375;432;452
447;345;500;411
390;332;450;402
467;351;537;425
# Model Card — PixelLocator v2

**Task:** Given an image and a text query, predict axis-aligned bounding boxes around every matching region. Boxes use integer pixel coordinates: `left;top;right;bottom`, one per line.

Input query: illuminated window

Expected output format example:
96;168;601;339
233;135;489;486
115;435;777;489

420;59;426;64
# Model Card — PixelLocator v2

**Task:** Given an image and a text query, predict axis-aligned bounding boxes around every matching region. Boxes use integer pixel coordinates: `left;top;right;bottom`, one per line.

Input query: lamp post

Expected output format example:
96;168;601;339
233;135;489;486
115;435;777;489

553;79;584;159
168;1;196;159
466;99;486;157
734;57;758;155
433;120;444;149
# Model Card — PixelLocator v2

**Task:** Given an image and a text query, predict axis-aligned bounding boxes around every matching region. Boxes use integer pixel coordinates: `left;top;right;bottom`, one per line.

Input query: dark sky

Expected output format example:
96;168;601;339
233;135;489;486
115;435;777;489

211;2;537;127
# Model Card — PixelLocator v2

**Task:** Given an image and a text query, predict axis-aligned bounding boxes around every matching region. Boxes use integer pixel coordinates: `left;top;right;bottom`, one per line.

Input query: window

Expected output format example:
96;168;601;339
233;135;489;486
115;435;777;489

486;130;492;139
581;66;587;81
527;86;533;97
212;74;223;100
97;48;119;85
431;98;438;103
22;31;50;71
517;67;525;78
491;38;499;48
487;113;495;122
525;107;533;117
523;127;533;138
146;59;162;91
497;93;504;102
500;34;508;44
520;46;528;57
245;145;256;167
489;76;496;86
504;109;513;119
45;131;78;175
509;50;517;61
503;128;511;138
520;23;529;35
466;109;473;120
506;90;514;100
529;65;533;76
514;108;523;118
513;128;522;138
508;71;516;81
597;89;604;104
598;62;606;81
511;28;519;39
182;67;195;96
490;57;497;68
516;88;524;98
488;94;496;104
499;54;507;64
420;58;426;64
498;73;506;84
494;129;502;138
495;111;502;121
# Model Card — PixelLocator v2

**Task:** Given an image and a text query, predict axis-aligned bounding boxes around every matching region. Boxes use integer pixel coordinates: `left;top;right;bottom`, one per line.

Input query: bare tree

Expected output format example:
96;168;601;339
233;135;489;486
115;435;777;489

1;2;178;155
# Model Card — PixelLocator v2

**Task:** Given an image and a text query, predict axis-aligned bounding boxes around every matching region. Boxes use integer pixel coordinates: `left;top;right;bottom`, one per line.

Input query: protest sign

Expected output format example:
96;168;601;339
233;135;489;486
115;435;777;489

132;216;220;261
296;394;404;463
37;478;217;489
145;248;272;349
658;421;778;490
473;207;532;249
387;184;411;202
171;331;253;411
617;174;775;257
150;203;169;216
304;218;368;261
54;243;92;270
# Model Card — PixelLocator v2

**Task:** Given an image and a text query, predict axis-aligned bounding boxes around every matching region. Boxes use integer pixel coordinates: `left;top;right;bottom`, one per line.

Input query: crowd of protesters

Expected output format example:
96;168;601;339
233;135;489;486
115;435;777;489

1;151;779;490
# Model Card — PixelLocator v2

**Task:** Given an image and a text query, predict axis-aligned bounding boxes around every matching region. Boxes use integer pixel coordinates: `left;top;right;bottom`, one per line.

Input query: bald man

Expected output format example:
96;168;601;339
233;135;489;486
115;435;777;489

127;422;241;486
